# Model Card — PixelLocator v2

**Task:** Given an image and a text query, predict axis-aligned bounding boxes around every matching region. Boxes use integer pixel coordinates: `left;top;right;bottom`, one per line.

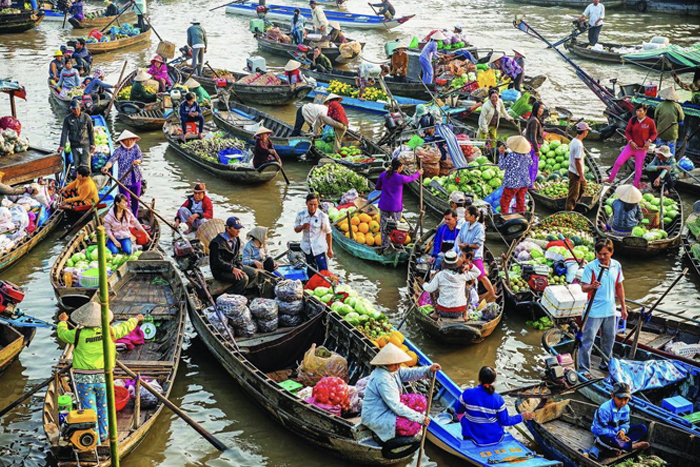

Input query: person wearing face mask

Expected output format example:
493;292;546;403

174;183;213;234
102;130;144;216
605;104;657;189
477;88;515;144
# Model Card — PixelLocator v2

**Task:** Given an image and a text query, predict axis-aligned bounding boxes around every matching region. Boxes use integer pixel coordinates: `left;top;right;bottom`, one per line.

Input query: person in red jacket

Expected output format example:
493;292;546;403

606;104;657;188
174;183;213;233
323;94;349;152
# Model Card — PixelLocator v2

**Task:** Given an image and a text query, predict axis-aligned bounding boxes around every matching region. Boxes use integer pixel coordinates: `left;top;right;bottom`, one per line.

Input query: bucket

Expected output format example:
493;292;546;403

218;147;245;165
78;268;100;288
644;83;658;97
114;386;130;412
58;394;73;412
249;19;265;33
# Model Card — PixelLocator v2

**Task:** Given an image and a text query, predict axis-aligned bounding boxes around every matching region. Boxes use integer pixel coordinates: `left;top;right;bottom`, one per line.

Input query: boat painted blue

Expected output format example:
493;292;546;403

41;8;67;21
307;82;427;114
404;339;562;467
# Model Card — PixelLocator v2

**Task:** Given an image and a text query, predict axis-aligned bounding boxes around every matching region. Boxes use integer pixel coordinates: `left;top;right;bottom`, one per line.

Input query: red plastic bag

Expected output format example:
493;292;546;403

88;29;103;41
0;116;21;135
312;376;350;407
304;270;338;290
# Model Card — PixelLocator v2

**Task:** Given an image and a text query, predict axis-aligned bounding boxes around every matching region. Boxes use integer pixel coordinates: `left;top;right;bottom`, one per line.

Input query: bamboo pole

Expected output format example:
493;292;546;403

133;374;141;430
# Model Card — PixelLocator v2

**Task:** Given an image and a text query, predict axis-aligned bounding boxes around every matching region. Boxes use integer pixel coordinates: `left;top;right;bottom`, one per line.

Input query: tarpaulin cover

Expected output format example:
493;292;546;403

623;44;700;70
608;357;688;394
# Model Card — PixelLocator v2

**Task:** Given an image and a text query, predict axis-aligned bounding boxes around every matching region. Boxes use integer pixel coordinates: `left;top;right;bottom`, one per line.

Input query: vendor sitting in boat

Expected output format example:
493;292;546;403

283;60;304;85
174;183;213;234
130;70;157;103
147;55;171;92
431;208;460;266
104;193;151;255
310;48;332;73
422;250;480;320
72;38;93;76
607;184;643;235
59;166;99;210
327;21;347;45
183;78;211;106
242;226;277;272
591;382;650;456
179;92;205;140
454;366;534;446
252;126;281;169
56;60;82;96
49;50;65;83
361;343;440;446
209;216;258;294
644;145;677;195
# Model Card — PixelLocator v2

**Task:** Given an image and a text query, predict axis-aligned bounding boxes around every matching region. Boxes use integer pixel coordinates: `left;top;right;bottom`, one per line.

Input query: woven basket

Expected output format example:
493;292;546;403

196;218;225;255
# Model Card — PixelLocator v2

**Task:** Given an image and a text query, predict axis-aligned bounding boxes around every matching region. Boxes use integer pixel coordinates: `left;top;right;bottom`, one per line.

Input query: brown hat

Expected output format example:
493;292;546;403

192;183;207;193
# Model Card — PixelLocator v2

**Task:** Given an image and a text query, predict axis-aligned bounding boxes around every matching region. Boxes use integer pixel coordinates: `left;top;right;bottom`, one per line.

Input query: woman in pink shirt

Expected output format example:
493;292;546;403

104;194;151;255
147;55;171;92
606;104;658;188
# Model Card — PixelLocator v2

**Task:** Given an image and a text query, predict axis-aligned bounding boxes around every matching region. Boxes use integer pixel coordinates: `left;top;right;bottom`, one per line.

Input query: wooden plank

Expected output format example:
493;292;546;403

0;148;62;186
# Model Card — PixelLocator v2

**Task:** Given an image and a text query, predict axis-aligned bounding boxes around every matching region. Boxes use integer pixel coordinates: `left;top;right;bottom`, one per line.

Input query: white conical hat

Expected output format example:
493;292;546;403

71;302;113;328
134;69;150;82
323;93;343;103
254;125;273;137
370;343;412;366
284;60;301;71
116;130;140;143
506;135;532;154
184;77;201;89
329;20;341;31
431;31;446;41
615;184;643;204
658;86;680;102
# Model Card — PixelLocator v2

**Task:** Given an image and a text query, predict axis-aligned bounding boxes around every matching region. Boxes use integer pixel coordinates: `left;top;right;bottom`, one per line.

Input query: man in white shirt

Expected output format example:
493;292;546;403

580;0;605;46
291;103;328;136
294;193;334;277
310;0;329;33
566;121;591;211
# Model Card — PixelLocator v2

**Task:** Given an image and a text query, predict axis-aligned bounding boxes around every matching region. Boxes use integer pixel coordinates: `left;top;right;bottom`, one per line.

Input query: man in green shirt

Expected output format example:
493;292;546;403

654;86;685;155
311;47;333;73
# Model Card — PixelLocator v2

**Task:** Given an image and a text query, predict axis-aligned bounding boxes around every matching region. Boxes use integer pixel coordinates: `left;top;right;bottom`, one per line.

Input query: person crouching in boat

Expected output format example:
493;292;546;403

57;303;144;444
104;193;151;255
361;343;440;445
59;166;98;211
644;145;677;195
606;184;643;235
252;126;281;169
454;366;534;446
591;382;650;456
174;183;213;234
242;226;278;273
179;92;205;140
422;250;480;320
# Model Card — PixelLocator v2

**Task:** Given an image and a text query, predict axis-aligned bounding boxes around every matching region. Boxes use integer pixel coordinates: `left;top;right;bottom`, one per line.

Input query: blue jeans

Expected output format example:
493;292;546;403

597;424;647;452
76;381;108;442
655;138;677;155
191;47;204;75
588;25;602;46
579;315;616;372
291;29;303;45
305;252;328;278
107;237;133;255
420;57;433;84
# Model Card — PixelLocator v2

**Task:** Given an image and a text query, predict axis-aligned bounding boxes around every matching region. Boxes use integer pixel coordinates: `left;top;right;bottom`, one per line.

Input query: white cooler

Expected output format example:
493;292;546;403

541;284;588;319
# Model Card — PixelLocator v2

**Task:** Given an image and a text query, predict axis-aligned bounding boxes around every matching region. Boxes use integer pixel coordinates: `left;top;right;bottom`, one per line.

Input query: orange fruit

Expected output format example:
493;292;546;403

390;330;405;344
339;221;349;232
365;233;375;246
377;335;390;348
406;351;419;367
388;335;402;347
345;231;351;238
400;344;409;353
369;220;380;233
358;222;369;234
351;216;360;226
359;213;372;224
355;233;366;245
351;225;359;233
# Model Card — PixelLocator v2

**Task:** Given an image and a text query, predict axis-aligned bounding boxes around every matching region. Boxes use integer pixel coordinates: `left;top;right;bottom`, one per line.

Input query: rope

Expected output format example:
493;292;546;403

151;277;170;286
672;72;700;92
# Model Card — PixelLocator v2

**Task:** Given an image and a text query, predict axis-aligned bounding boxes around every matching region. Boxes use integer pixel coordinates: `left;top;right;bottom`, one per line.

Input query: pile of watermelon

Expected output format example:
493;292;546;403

604;192;679;227
422;156;503;200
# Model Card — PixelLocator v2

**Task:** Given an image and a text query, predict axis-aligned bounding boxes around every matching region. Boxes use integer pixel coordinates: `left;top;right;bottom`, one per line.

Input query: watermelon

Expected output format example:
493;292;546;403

475;156;489;165
549;140;561;150
423;177;432;186
632;226;646;237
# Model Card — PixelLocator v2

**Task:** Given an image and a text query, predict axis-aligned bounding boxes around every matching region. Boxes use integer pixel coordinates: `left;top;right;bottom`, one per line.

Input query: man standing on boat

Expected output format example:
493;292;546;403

566;121;591;211
309;0;329;34
187;19;207;77
294;193;333;278
104;0;119;16
654;87;685;155
131;0;147;32
58;100;95;174
580;0;605;47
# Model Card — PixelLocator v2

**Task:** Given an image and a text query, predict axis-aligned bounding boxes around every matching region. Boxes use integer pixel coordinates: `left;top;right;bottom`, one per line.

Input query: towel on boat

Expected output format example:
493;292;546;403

115;326;145;350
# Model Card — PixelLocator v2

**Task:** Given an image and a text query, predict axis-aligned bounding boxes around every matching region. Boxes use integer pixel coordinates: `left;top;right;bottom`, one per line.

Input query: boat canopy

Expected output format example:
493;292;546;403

0;80;27;100
623;44;700;71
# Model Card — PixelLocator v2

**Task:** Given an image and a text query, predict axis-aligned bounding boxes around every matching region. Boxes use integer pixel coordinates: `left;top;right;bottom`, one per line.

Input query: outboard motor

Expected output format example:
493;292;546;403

0;281;25;315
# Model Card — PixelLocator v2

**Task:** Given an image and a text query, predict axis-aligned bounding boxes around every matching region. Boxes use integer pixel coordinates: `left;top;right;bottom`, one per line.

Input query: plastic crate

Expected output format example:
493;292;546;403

661;396;693;415
275;265;308;282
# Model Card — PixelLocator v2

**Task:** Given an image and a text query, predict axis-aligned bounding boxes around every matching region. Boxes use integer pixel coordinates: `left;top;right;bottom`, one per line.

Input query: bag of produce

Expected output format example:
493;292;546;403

225;304;254;328
396;393;427;437
277;299;304;316
275;279;304;302
296;344;349;386
235;319;257;337
216;294;248;314
256;316;278;334
204;306;233;336
279;312;304;328
312;376;350;408
249;298;278;320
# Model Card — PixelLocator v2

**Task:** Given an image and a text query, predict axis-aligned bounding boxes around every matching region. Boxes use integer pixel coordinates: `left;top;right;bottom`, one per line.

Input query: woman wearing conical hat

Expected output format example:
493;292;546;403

102;130;145;216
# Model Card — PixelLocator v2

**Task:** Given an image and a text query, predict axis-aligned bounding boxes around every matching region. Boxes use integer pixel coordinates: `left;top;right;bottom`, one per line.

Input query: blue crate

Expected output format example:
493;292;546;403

661;396;693;415
274;265;308;282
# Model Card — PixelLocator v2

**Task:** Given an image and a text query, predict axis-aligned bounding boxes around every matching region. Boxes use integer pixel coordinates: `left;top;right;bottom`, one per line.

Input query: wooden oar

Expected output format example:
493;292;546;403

116;359;228;451
210;0;245;11
366;3;393;34
99;2;132;33
104;60;128;116
416;372;437;467
0;365;72;419
678;166;700;186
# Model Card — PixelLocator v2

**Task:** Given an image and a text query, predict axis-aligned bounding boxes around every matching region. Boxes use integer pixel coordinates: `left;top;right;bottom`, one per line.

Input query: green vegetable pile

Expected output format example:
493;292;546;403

526;316;553;330
419;304;434;315
308;164;370;198
688;216;700;239
182;135;246;163
533;180;601;199
421;156;503;202
614;454;666;467
604;192;680;227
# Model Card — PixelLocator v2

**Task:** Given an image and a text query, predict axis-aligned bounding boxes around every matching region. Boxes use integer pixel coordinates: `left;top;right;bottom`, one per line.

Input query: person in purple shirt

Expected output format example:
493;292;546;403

375;158;422;247
431;209;460;268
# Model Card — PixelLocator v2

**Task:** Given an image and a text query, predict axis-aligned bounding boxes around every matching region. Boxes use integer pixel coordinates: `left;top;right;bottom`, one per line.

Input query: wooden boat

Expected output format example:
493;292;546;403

517;397;699;467
68;9;137;29
177;64;313;105
682;210;700;276
82;27;152;55
674;168;700;196
163;121;281;184
49;204;162;311
309;129;390;180
254;31;362;65
0;8;44;33
212;101;312;158
227;2;415;30
0;321;36;374
182;263;421;465
47;78;111;116
564;39;667;70
406;229;504;345
308;81;427;114
595;184;683;255
511;0;625;7
43;254;188;466
528;133;604;213
404;341;561;466
302;67;433;100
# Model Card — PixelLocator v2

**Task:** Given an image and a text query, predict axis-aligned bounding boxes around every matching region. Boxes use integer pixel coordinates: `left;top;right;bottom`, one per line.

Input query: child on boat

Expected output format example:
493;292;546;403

591;382;650;455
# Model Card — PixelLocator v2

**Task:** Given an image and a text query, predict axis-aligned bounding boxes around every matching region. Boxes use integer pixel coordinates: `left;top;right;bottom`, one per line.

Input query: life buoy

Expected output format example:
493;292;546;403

380;434;422;460
636;1;648;12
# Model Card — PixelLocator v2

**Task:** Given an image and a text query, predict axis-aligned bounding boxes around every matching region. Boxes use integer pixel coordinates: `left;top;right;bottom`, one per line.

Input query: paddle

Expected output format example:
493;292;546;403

416;371;437;467
366;3;393;34
104;60;128;116
0;364;72;419
624;298;700;326
99;2;133;33
210;0;244;12
59;166;135;241
678;166;700;185
115;359;228;451
557;233;583;266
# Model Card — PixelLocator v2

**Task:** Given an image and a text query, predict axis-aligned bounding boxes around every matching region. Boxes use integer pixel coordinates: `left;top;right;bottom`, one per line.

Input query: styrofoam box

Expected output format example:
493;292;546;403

541;284;588;319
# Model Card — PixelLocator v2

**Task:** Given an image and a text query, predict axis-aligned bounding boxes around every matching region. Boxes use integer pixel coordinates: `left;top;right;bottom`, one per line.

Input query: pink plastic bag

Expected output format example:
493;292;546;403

305;397;342;417
418;292;433;307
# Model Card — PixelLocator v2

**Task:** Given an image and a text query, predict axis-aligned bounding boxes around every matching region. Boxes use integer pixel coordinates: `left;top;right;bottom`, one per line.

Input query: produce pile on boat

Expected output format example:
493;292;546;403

117;83;158;100
532;180;601;199
0;8;21;14
536;139;594;179
325;80;389;102
688;217;700;261
0;186;54;254
314;141;375;164
62;247;142;287
82;24;143;43
0;129;29;156
181;134;247;163
421;156;503;200
604;192;679;236
308;164;370;197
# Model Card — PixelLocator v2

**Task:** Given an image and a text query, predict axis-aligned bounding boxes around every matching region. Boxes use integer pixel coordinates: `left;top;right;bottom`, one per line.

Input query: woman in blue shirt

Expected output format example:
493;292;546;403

454;367;533;445
609;184;643;234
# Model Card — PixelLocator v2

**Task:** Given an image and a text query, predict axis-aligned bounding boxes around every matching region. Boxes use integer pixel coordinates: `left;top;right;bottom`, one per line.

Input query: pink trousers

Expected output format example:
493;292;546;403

608;143;647;188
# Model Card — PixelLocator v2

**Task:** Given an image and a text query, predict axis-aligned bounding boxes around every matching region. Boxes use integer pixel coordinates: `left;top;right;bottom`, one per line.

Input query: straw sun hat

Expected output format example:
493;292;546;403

323;93;343;103
370;343;412;366
116;130;140;143
615;184;643;204
254;126;273;137
658;86;680;102
506;135;532;154
71;302;113;328
284;60;301;72
134;70;150;82
431;31;446;41
184;77;201;89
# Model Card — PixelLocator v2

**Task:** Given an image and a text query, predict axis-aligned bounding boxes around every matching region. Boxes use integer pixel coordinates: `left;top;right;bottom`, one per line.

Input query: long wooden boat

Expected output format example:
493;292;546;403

517;397;699;467
254;31;361;65
309;129;390;180
564;39;668;70
308;81;426;114
49;204;161;311
302;67;433;100
43;254;187;466
68;9;137;29
407;229;504;345
675;168;700;196
182;263;421;464
681;210;700;276
48;78;111;116
0;321;36;374
595;184;683;255
227;2;415;30
0;9;44;33
404;340;561;466
0;204;63;274
177;64;312;105
512;0;625;7
163;121;281;184
212;101;312;158
83;28;152;55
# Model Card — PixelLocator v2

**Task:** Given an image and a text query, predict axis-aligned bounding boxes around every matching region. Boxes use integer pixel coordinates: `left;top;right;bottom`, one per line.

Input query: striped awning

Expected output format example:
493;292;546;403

622;44;700;70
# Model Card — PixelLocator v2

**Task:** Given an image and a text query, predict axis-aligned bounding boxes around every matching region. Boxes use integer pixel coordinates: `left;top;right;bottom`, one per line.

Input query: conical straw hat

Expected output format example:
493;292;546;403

71;302;113;328
615;184;643;204
370;343;412;366
184;77;201;89
116;130;140;143
506;135;532;154
658;86;680;102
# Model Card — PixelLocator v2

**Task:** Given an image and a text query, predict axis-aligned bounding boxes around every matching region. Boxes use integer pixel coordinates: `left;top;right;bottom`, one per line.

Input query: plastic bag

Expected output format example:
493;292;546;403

235;319;257;337
395;393;427;437
344;385;362;415
297;386;313;400
0;116;21;136
277;299;304;316
305;397;342;416
127;379;163;410
216;294;248;314
340;189;359;206
296;344;349;386
249;298;278;320
303;300;324;320
355;376;370;398
256;316;278;334
275;279;304;302
226;305;253;327
204;306;233;336
279;312;304;328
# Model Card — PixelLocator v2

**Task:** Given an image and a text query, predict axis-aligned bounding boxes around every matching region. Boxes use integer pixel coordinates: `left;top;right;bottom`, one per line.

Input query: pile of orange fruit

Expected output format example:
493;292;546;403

373;330;419;367
337;212;411;247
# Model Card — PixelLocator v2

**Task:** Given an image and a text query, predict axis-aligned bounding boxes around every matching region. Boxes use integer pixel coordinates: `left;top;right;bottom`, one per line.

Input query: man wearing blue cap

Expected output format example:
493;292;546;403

209;216;258;294
59;100;95;174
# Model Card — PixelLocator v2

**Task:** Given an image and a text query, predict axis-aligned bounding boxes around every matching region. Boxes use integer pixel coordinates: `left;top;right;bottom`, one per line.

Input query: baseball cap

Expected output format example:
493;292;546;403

226;216;244;229
576;121;591;131
70;99;81;109
612;382;631;399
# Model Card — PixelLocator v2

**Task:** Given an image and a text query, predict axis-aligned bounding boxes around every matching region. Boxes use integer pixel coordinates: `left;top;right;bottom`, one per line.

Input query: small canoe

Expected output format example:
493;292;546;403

113;67;182;129
407;229;504;345
82;27;152;55
183;263;421;464
163;121;281;184
681;211;700;276
511;0;625;7
49;204;161;311
565;39;667;70
517;397;699;467
404;341;561;467
177;65;313;105
68;8;137;29
255;30;363;65
674;168;700;196
595;183;683;256
309;129;390;180
0;321;36;374
212;102;312;158
43;254;188;466
227;2;415;30
0;9;44;33
47;78;111;116
302;67;433;100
